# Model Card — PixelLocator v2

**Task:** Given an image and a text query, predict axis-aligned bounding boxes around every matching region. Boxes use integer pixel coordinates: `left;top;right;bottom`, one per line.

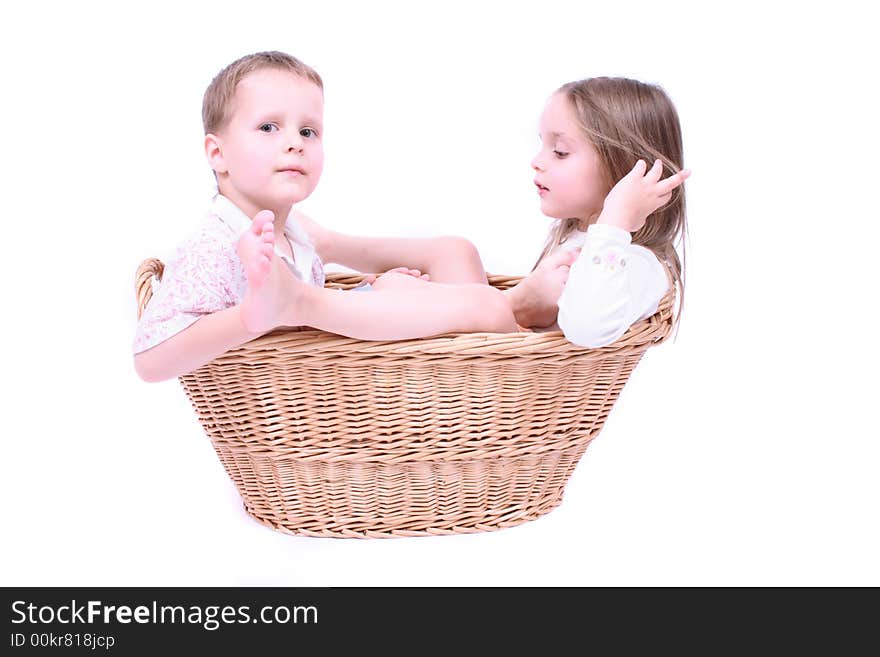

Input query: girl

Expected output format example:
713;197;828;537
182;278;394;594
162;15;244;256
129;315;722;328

505;77;690;346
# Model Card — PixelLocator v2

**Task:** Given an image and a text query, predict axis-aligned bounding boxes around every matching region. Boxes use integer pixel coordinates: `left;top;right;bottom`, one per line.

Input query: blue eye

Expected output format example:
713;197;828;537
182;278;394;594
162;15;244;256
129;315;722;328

259;123;278;133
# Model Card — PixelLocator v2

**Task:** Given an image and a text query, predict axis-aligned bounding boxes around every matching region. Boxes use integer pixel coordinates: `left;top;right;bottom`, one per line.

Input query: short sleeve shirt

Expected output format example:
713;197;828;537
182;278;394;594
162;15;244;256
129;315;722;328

133;195;325;354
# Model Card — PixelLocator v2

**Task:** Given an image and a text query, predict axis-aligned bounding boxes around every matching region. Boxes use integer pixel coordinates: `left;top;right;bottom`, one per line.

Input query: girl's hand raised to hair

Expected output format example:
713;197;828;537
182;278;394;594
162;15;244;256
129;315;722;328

598;159;691;233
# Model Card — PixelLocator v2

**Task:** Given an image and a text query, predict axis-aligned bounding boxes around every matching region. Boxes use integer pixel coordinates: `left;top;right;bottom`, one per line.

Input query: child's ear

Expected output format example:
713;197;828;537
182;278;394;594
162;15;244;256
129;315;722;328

205;133;227;174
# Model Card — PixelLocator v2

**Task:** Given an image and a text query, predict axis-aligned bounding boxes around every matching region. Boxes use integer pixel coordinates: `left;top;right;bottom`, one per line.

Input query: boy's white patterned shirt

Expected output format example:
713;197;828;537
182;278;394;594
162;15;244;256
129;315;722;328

133;194;324;354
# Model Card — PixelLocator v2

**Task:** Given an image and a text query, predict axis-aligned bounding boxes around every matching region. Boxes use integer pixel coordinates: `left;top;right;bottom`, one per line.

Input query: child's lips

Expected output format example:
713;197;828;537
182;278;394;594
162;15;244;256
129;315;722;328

279;168;305;176
534;180;549;195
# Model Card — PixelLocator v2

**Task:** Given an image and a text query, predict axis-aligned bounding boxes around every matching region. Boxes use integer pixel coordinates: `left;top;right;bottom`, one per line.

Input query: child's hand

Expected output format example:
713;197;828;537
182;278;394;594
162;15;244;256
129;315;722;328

598;159;691;233
371;269;432;292
386;267;431;281
358;268;428;289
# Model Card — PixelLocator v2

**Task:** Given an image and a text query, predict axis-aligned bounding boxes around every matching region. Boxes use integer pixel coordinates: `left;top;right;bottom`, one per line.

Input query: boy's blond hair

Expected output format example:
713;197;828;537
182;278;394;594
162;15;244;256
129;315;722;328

202;51;323;135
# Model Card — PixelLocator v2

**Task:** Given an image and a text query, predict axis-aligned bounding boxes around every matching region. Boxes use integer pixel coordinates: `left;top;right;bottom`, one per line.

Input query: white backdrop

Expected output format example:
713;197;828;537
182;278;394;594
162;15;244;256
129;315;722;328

2;0;877;586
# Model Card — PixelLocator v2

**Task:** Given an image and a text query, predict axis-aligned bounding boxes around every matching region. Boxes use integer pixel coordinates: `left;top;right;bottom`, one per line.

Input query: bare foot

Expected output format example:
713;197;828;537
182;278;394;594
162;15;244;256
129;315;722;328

504;248;579;328
236;210;309;333
237;210;276;283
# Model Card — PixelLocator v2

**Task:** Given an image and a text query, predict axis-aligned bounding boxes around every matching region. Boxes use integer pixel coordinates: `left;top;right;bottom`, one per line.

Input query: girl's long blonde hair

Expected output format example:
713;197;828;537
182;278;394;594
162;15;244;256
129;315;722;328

535;77;688;329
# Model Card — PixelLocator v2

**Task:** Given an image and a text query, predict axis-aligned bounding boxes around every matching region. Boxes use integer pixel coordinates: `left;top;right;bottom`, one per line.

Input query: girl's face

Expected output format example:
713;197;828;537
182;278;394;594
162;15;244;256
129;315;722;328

532;93;609;225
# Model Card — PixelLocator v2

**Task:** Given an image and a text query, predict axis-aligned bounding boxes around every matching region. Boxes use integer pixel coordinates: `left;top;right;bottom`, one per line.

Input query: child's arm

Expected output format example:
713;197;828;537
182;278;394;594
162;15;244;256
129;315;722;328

557;160;690;347
556;225;668;347
294;211;488;284
134;306;262;382
133;230;265;383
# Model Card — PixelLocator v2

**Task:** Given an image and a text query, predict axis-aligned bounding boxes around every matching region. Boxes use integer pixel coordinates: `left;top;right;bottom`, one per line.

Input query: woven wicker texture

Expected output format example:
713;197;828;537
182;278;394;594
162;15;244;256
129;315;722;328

135;259;673;538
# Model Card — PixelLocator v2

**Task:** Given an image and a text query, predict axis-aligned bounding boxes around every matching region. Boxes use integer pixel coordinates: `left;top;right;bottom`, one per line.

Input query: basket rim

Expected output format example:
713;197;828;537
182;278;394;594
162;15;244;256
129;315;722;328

137;258;674;359
231;310;671;357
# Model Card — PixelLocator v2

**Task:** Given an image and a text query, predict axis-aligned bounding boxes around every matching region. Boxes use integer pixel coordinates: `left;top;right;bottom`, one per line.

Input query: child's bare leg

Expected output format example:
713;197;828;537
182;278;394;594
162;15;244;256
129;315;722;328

298;282;516;340
424;237;488;284
236;210;309;333
238;217;515;338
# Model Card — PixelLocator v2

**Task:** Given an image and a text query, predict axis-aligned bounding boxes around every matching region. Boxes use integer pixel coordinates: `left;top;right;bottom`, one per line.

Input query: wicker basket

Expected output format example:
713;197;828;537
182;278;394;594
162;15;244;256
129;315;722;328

136;258;674;538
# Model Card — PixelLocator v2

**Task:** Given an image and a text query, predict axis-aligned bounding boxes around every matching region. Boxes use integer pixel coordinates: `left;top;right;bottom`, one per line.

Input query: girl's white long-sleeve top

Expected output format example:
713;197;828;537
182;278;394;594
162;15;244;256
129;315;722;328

554;223;670;348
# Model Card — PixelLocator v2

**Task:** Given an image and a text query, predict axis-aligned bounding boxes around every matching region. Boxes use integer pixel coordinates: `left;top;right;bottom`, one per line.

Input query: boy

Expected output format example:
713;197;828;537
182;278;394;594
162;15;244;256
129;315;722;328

134;51;519;382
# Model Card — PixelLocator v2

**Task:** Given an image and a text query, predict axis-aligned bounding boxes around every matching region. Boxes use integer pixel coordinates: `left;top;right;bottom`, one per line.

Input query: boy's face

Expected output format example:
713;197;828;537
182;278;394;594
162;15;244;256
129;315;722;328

208;68;324;219
531;93;609;224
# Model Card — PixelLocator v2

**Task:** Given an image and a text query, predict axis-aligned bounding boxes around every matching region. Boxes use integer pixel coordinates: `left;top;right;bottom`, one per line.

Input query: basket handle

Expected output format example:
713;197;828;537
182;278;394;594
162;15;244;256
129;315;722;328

135;258;164;319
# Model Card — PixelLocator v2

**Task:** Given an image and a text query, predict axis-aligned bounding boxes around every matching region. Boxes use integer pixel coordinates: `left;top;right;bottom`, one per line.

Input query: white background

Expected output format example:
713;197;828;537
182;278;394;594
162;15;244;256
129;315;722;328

1;0;877;586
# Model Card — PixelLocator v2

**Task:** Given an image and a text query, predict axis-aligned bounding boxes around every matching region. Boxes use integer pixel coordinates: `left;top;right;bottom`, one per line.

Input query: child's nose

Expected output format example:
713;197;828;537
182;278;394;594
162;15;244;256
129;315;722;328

286;132;305;153
531;154;544;172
